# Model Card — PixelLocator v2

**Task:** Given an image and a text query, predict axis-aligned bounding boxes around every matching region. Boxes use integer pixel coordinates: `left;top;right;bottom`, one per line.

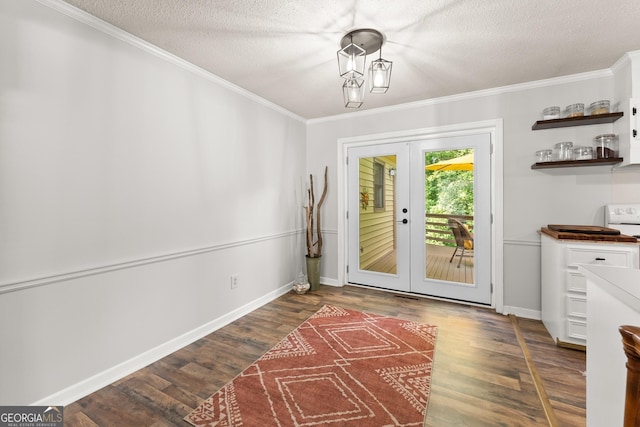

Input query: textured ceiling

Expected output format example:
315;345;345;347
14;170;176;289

61;0;640;119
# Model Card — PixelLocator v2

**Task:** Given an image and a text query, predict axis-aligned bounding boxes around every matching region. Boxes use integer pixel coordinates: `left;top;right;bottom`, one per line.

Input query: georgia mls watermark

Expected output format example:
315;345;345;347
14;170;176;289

0;406;63;427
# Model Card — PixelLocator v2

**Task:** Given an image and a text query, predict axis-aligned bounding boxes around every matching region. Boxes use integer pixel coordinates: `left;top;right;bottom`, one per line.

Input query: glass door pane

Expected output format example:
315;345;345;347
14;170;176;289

424;148;475;285
358;156;397;274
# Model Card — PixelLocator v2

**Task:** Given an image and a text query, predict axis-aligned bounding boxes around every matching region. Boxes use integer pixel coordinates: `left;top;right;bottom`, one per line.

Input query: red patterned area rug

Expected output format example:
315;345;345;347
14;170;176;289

184;304;438;427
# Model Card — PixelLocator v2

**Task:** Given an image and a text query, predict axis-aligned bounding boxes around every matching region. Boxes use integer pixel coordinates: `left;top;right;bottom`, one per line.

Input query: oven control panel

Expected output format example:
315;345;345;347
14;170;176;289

606;203;640;225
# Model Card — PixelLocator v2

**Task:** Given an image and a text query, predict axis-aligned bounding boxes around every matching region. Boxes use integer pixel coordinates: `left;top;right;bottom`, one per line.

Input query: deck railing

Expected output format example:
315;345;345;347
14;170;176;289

425;213;474;246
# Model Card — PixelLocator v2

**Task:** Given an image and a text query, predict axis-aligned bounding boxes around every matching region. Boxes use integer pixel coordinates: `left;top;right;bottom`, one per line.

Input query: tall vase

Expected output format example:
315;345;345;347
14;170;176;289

306;255;322;291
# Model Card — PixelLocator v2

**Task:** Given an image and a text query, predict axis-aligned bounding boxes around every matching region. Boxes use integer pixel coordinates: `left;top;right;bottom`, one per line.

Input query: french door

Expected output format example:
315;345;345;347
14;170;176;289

346;133;492;305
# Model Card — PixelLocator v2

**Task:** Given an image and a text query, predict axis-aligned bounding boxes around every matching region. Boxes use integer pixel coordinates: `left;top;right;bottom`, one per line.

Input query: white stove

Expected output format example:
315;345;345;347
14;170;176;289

605;203;640;240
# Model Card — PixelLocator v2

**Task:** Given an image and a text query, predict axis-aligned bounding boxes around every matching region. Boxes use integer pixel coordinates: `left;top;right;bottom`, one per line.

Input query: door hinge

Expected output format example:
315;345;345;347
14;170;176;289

346;265;349;273
633;107;637;116
346;157;348;165
634;129;638;138
346;211;349;219
490;143;494;154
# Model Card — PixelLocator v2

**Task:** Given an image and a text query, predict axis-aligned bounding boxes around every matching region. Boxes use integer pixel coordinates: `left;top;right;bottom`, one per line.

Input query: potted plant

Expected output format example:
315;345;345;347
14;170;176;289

304;166;328;290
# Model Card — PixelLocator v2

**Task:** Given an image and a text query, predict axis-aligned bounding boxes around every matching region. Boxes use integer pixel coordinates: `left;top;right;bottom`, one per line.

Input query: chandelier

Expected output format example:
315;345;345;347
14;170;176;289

337;29;392;108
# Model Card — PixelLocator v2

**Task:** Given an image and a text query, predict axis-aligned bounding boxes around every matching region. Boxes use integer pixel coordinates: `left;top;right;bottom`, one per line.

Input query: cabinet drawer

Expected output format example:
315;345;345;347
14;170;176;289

566;271;586;293
567;295;587;318
566;247;634;268
567;319;587;340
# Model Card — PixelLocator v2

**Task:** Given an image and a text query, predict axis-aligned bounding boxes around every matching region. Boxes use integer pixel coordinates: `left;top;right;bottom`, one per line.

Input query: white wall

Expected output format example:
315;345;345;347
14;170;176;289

0;0;306;404
307;72;640;316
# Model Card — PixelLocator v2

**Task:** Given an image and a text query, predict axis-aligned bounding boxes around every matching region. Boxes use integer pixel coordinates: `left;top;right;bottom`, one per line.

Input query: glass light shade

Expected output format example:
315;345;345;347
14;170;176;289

343;78;365;108
368;58;392;93
337;43;366;79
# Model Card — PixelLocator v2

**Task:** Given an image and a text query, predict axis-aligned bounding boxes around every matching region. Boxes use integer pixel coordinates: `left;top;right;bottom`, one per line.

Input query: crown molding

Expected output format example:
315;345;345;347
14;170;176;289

309;68;612;124
610;49;640;75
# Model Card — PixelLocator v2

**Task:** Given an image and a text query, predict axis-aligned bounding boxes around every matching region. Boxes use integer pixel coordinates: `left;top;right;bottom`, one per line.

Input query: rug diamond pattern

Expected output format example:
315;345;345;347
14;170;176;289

185;305;437;427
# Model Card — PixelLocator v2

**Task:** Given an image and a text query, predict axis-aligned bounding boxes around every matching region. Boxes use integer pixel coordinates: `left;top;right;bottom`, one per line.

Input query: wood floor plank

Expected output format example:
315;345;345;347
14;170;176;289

66;386;161;426
63;284;585;426
160;384;202;410
63;411;100;427
117;376;193;425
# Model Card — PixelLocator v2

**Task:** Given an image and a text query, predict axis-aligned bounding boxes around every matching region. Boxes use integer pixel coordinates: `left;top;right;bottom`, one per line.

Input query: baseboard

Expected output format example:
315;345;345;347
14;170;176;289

33;282;293;406
320;277;341;286
502;305;541;320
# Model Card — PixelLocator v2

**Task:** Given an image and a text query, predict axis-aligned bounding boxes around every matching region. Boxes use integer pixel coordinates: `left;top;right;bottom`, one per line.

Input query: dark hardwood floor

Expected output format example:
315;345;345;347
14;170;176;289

64;285;585;426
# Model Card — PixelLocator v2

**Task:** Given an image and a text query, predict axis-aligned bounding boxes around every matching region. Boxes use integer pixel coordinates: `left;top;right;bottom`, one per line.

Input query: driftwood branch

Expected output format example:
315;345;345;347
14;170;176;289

305;176;315;257
315;166;328;258
305;166;328;258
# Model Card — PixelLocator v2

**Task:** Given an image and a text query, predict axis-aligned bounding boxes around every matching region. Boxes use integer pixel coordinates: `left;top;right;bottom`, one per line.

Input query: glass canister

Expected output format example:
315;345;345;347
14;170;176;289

536;149;553;162
553;141;574;161
593;134;618;158
565;103;584;118
542;106;560;120
589;100;610;115
573;146;594;160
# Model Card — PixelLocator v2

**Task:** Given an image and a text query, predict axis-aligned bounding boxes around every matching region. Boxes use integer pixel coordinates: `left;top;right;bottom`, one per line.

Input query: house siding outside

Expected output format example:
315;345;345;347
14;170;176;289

358;156;396;270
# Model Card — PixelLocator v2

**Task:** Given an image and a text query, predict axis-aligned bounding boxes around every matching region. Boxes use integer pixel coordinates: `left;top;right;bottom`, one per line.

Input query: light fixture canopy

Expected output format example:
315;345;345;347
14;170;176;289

336;28;391;108
338;28;384;56
343;78;365;108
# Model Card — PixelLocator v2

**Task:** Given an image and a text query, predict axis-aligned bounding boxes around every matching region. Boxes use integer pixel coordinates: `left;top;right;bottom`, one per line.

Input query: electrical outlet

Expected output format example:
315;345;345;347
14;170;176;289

230;274;239;289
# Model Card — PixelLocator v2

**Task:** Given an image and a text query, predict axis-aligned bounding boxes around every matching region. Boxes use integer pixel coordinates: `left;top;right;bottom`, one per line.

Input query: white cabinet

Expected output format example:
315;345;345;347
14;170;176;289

613;97;640;166
581;266;640;427
541;233;639;348
612;51;640;166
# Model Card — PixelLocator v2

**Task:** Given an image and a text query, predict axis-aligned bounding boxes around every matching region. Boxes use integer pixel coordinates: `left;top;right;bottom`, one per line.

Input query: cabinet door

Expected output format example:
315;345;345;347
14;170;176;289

615;97;640;165
566;270;586;293
566;318;587;342
567;295;587;318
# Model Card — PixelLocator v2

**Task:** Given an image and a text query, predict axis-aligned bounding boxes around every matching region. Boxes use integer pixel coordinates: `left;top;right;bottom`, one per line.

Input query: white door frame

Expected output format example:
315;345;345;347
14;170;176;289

336;119;504;312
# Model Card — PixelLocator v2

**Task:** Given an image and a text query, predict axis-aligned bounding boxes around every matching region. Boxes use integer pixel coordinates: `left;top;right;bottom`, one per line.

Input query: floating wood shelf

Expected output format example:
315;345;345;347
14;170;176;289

531;157;623;169
532;112;624;130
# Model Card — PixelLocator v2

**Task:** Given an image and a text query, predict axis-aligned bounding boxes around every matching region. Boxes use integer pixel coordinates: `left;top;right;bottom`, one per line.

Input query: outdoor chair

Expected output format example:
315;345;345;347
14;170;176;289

447;218;474;268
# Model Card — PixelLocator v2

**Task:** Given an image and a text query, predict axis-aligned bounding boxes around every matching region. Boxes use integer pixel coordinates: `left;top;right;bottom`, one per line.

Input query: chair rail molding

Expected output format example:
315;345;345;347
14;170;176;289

504;239;541;247
0;229;303;295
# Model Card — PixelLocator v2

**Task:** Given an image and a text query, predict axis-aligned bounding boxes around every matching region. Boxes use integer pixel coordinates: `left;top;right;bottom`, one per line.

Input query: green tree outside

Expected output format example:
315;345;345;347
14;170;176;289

424;149;474;246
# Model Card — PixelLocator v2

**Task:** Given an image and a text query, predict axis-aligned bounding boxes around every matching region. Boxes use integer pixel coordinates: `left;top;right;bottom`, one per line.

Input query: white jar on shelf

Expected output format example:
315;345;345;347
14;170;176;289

553;141;574;161
573;146;594;160
536;149;553;162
